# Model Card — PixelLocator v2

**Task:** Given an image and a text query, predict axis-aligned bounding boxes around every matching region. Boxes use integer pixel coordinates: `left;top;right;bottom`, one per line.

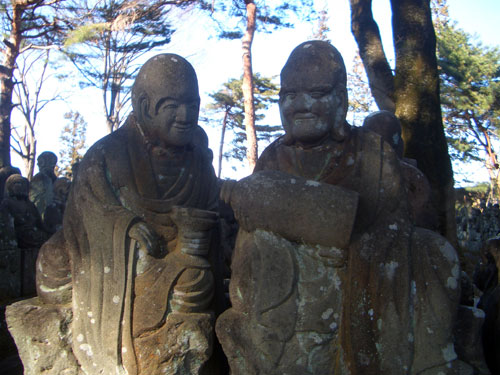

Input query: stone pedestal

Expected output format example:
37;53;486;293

6;297;81;375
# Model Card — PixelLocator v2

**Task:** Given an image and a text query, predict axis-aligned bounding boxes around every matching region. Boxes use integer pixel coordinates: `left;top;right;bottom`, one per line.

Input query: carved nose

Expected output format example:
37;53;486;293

294;93;311;112
176;105;189;123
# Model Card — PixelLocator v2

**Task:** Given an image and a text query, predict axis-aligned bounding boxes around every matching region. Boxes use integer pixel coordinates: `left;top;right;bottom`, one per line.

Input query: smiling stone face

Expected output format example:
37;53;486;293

279;41;348;147
132;54;200;148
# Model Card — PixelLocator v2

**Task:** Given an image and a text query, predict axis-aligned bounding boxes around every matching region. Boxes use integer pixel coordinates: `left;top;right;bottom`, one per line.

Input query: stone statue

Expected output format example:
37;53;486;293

0;165;21;199
362;110;438;230
216;41;469;374
0;174;50;249
29;151;58;219
42;177;71;234
31;54;224;375
474;237;500;374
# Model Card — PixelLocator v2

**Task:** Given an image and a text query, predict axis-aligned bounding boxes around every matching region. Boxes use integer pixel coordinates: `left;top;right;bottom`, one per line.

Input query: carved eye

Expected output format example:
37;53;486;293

310;91;325;99
284;92;296;100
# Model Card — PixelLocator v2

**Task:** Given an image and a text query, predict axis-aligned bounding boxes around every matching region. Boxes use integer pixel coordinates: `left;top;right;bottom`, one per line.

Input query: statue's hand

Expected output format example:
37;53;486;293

220;179;237;205
128;221;161;258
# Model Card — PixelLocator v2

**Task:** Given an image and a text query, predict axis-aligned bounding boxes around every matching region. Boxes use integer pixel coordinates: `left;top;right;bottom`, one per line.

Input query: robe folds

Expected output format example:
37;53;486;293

217;127;461;374
46;114;218;375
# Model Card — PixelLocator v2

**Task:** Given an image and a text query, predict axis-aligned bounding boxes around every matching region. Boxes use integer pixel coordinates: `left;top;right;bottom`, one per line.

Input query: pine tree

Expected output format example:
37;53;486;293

58;111;87;179
205;73;281;177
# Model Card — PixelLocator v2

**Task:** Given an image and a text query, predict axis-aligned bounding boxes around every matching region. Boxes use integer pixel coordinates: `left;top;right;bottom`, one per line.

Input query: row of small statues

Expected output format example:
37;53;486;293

0;153;71;250
5;41;497;374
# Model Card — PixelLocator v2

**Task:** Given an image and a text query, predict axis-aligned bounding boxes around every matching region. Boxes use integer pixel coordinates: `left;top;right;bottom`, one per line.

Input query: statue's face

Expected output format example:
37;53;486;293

144;83;200;148
280;59;346;147
8;178;28;198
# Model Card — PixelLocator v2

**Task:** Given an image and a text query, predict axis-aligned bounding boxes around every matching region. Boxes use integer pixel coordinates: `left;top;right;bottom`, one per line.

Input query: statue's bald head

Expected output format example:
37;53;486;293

132;54;199;119
279;41;349;145
281;41;347;104
6;174;28;198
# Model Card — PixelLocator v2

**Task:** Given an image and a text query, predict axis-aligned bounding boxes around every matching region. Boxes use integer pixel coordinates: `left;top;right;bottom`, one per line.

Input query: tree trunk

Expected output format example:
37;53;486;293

391;0;457;245
0;4;24;168
218;108;229;178
241;0;257;171
349;0;457;246
349;0;395;112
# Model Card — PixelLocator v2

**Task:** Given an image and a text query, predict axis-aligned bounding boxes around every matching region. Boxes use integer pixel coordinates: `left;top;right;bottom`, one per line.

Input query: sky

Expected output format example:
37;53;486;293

16;0;500;183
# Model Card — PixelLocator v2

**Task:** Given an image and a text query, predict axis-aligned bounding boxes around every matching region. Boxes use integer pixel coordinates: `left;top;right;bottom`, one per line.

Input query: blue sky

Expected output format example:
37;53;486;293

19;0;500;183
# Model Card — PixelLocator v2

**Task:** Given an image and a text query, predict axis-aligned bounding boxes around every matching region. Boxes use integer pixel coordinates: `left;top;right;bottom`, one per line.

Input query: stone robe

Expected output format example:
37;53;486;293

216;127;463;374
37;115;220;375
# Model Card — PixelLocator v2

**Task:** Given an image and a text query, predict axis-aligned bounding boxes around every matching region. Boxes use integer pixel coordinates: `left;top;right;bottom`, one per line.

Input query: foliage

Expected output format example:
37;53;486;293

347;52;375;126
61;0;193;132
201;0;314;38
58;111;87;179
436;22;500;198
311;8;330;42
205;73;281;175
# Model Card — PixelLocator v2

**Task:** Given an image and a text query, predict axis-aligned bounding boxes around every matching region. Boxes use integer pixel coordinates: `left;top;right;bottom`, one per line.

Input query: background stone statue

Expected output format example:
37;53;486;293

216;41;471;374
29;151;58;220
1;174;49;249
42;177;70;234
16;54;225;375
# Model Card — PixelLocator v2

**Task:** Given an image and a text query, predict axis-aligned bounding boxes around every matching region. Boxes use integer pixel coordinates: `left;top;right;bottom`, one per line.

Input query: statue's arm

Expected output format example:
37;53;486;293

222;170;358;249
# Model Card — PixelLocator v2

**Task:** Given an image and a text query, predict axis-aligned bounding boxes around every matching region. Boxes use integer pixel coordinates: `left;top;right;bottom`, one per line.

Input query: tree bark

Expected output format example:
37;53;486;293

391;0;456;245
218;108;229;178
349;0;457;246
241;0;257;171
349;0;395;112
0;3;24;168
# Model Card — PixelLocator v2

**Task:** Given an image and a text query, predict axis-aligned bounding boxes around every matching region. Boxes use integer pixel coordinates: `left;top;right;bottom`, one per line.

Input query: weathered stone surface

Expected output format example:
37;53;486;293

5;297;81;375
29;151;58;220
10;54;225;375
216;40;481;374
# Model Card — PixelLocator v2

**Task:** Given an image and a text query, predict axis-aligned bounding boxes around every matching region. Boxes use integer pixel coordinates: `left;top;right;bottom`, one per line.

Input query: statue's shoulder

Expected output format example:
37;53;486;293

254;136;285;172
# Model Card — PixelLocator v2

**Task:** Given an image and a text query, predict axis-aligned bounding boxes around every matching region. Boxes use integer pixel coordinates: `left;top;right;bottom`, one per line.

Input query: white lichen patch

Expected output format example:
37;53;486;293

170;57;178;62
381;261;399;280
439;242;458;263
441;343;457;362
90;318;96;324
347;156;355;166
330;321;338;331
377;319;383;331
305;180;321;187
303;43;312;49
368;308;374;318
76;334;84;342
113;295;120;304
451;264;459;278
447;276;458;289
392;133;400;145
408;333;414;342
87;311;93;318
411;281;417;296
122;347;127;353
322;308;334;320
427;327;434;334
290;178;296;184
388;223;398;230
79;344;93;357
104;266;111;274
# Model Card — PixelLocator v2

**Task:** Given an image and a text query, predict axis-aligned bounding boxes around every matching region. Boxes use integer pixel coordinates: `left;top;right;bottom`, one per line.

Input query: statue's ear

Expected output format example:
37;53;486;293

137;93;151;124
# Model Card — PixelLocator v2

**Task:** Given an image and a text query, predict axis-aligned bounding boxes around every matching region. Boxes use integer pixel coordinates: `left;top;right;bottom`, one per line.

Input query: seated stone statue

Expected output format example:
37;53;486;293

29;151;58;219
362;110;438;230
1;174;50;249
43;177;70;234
34;54;224;375
216;41;468;374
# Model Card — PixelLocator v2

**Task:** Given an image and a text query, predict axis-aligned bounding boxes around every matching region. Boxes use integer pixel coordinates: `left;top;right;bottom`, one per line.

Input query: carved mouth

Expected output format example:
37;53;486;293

294;114;316;125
